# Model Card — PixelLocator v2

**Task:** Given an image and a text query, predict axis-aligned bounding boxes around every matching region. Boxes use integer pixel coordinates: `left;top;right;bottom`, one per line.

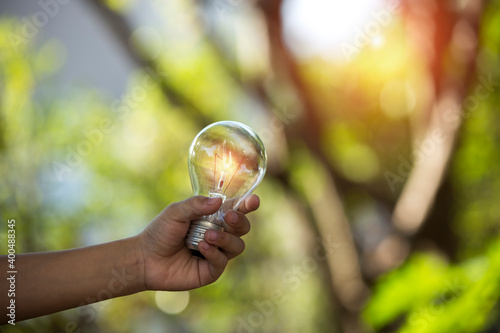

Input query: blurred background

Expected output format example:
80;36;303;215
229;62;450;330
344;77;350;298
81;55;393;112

1;0;499;332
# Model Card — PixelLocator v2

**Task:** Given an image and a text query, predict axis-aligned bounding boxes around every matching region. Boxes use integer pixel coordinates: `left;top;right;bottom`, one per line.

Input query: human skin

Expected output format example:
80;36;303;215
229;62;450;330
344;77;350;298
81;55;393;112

1;194;259;323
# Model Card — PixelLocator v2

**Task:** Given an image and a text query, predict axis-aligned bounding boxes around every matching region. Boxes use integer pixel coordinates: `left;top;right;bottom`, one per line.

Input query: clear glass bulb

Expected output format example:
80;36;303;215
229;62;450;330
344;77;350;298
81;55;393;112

185;121;267;255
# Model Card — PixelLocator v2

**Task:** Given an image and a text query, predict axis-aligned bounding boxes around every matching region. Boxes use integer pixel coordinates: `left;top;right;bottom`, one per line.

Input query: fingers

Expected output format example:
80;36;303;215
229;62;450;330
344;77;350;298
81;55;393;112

237;194;260;214
223;194;259;236
158;194;259;225
197;240;228;281
205;229;245;260
187;195;259;286
224;211;251;237
197;229;248;285
162;196;222;223
196;229;245;283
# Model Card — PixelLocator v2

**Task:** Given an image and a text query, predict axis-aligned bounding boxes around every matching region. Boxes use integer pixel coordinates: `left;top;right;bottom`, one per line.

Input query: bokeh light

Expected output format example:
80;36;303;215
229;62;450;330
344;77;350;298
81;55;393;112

1;0;500;332
155;291;190;315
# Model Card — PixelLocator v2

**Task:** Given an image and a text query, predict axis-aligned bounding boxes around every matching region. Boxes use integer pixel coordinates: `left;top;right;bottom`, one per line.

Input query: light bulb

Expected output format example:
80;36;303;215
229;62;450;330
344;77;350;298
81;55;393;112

185;121;267;256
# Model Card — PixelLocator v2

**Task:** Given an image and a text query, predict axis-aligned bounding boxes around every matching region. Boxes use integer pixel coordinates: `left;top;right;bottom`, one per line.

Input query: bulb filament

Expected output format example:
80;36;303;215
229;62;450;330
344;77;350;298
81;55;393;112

213;152;243;194
217;172;226;190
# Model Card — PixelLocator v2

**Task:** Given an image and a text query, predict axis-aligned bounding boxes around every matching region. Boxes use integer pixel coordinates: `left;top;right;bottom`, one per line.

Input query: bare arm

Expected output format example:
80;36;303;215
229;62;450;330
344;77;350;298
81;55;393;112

1;195;259;324
1;237;143;322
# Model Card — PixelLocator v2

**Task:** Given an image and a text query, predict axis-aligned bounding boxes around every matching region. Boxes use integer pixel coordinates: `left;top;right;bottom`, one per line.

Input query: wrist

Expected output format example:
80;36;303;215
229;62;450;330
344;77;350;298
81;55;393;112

135;230;156;291
115;236;147;294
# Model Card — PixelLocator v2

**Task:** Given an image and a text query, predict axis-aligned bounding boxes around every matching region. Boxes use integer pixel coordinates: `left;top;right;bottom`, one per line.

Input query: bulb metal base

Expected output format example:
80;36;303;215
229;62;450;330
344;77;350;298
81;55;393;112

186;219;225;252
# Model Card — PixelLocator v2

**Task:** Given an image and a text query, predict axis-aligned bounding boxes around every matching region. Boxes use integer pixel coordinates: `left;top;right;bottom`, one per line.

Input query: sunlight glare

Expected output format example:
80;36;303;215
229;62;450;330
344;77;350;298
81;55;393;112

371;35;385;49
282;0;383;59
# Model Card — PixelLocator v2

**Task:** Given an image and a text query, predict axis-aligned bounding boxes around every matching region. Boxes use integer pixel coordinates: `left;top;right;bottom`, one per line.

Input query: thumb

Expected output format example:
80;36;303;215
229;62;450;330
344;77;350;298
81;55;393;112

161;196;222;224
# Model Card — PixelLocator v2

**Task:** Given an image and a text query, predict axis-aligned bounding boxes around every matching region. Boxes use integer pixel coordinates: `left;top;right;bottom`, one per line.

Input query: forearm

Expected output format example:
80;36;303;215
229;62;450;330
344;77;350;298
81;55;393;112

1;236;145;323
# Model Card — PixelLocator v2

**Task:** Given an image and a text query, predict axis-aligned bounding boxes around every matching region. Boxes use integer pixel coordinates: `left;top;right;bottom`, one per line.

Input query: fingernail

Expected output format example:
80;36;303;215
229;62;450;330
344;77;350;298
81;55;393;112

207;230;218;241
207;197;220;205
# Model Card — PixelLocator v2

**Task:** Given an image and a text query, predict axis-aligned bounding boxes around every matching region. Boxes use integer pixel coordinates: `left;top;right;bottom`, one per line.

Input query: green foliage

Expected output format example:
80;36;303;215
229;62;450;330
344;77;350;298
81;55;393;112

2;0;500;331
364;241;500;332
364;4;500;331
0;14;333;333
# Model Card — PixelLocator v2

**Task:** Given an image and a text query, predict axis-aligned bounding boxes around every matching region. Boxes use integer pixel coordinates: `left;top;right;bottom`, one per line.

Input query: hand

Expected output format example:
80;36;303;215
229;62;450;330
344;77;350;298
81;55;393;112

137;195;260;291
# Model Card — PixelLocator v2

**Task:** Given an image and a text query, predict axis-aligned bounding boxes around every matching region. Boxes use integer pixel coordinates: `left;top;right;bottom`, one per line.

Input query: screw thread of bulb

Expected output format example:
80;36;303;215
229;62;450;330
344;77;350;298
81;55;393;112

186;219;225;252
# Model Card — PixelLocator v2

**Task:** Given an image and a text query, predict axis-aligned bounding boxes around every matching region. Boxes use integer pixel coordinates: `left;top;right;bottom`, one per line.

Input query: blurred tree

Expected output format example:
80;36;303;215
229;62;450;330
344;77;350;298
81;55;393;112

1;0;500;332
